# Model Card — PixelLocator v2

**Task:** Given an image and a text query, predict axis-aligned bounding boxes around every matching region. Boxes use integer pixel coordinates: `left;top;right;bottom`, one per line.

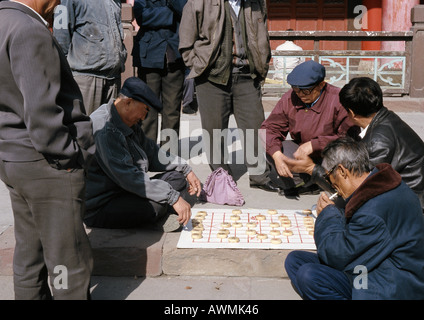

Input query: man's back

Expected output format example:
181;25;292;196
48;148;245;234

54;0;127;77
363;106;424;202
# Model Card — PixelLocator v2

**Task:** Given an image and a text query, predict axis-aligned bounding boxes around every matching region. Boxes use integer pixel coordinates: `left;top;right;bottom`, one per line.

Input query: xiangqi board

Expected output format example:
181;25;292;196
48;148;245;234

177;208;316;250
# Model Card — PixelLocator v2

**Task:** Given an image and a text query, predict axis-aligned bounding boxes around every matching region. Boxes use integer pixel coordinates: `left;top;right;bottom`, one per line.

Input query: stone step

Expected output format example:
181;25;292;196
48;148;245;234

162;233;292;278
1;226;294;278
87;227;165;277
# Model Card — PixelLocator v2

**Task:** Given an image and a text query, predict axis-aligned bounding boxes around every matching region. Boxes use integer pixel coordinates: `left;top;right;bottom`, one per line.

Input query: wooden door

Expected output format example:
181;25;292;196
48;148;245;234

267;0;348;50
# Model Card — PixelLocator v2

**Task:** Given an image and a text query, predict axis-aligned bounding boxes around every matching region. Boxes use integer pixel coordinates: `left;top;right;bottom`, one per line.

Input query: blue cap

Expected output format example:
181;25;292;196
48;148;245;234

287;60;326;89
120;77;163;112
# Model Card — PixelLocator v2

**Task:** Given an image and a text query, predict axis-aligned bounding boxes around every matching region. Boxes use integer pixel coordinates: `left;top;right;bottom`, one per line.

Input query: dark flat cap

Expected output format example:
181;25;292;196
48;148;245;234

287;60;326;89
120;77;162;112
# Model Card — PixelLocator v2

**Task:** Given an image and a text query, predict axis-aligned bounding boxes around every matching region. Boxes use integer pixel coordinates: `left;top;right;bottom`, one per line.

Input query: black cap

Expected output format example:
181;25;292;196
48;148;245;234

120;77;162;112
287;60;326;89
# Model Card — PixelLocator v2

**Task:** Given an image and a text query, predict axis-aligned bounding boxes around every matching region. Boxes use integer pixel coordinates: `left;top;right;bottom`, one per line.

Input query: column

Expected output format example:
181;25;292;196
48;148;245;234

381;0;419;51
410;5;424;97
361;0;382;51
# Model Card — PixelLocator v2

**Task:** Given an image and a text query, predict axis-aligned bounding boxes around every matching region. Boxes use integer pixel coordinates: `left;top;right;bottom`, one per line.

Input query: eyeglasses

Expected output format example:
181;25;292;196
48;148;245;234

292;84;318;96
324;164;338;186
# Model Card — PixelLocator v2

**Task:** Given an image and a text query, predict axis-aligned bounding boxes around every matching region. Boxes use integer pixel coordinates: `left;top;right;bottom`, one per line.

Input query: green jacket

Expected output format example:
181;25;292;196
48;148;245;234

179;0;270;82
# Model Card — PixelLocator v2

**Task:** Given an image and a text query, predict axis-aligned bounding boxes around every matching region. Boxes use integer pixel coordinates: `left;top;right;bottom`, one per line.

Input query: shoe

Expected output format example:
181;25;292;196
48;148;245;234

250;180;281;193
182;100;198;114
182;105;197;114
281;184;321;197
153;213;182;233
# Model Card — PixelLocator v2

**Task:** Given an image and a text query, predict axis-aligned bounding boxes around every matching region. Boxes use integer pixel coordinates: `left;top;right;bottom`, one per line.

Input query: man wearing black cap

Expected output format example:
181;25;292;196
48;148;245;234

261;60;358;196
84;77;202;231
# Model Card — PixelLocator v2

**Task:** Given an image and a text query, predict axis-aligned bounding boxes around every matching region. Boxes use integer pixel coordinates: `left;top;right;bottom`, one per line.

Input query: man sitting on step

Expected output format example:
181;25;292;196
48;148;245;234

84;77;202;232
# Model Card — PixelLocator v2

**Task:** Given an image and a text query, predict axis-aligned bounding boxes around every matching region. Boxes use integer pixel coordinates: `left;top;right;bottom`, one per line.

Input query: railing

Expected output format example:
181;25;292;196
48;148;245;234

121;4;424;98
266;31;413;97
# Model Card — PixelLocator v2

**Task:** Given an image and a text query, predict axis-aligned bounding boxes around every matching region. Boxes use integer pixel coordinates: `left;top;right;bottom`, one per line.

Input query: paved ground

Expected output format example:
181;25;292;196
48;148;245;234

0;96;423;301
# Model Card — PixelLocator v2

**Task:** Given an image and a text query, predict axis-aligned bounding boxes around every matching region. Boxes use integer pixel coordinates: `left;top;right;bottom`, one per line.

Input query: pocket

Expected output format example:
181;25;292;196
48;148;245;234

72;22;107;68
139;32;153;58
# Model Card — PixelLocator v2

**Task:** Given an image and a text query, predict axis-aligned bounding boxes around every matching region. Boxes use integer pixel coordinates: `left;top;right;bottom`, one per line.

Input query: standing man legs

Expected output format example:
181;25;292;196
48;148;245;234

139;63;185;144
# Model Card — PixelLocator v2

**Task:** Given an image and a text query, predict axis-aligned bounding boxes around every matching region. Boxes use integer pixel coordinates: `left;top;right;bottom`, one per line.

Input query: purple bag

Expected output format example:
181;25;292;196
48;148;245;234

199;168;245;206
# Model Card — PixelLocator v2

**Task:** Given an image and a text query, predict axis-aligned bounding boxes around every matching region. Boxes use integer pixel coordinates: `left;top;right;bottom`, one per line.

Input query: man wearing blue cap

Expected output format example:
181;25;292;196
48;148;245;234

261;60;358;196
84;77;202;231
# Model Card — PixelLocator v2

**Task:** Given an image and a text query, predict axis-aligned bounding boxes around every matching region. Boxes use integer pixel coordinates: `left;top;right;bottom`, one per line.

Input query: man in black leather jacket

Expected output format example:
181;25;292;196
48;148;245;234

286;77;424;211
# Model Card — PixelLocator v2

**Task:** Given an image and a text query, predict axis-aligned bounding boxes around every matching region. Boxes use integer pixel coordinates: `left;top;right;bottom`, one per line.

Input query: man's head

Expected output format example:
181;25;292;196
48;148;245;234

115;77;162;127
321;137;371;199
287;60;326;104
339;77;384;119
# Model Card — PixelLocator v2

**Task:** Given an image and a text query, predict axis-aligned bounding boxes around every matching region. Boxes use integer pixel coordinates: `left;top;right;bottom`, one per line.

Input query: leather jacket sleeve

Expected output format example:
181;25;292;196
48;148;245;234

311;164;336;194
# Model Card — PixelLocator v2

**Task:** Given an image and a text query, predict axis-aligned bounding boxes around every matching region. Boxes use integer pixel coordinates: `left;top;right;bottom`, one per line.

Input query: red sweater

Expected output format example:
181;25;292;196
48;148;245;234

261;83;357;159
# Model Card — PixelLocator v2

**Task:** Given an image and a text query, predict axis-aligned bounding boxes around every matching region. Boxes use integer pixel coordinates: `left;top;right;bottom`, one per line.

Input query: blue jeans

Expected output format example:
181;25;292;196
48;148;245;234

285;251;352;300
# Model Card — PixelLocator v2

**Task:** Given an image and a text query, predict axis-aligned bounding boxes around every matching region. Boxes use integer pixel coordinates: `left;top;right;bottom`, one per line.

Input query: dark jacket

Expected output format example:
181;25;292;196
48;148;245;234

85;101;192;217
316;164;424;300
0;2;95;170
133;0;187;69
53;0;127;79
363;107;424;198
312;107;424;208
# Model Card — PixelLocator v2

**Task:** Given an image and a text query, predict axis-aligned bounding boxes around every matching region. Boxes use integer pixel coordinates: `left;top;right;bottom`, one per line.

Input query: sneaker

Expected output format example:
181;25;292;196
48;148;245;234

154;213;182;233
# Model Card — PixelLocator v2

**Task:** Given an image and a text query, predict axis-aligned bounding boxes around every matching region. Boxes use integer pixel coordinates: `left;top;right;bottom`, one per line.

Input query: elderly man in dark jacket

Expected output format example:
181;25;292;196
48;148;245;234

285;137;424;300
85;77;201;231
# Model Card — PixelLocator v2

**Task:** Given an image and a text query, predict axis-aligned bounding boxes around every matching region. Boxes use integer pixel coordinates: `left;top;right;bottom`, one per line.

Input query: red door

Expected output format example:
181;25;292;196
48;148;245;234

267;0;348;51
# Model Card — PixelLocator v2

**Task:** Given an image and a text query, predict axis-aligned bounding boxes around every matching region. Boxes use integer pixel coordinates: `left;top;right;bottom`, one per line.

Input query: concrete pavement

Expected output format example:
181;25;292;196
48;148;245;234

0;97;423;300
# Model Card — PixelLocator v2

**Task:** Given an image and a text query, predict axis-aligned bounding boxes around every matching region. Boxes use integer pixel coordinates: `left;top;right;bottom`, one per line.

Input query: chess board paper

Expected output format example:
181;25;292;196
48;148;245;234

177;208;316;250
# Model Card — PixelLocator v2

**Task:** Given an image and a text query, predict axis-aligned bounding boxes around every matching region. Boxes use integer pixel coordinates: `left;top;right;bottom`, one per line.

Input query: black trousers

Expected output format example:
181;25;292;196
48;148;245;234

0;159;92;300
138;62;185;144
195;73;271;185
84;171;187;229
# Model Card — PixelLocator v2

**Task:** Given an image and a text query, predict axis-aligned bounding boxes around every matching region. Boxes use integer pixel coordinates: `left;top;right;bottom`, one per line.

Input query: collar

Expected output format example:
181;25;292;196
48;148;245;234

292;84;327;113
109;101;134;137
10;1;49;27
228;0;242;16
305;89;324;109
359;125;369;139
344;163;402;219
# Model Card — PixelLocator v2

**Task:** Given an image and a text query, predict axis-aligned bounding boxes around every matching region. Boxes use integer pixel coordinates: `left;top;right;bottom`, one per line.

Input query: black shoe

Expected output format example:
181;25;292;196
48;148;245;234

250;180;281;193
182;105;197;114
182;100;198;114
281;184;321;197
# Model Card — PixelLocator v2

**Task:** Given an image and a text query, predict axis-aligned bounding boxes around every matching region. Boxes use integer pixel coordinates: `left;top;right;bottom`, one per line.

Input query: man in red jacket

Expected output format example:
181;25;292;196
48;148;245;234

261;60;357;196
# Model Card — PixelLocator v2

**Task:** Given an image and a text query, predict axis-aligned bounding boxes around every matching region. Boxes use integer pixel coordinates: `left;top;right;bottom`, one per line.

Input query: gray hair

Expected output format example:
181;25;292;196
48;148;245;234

322;137;371;178
118;93;129;100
